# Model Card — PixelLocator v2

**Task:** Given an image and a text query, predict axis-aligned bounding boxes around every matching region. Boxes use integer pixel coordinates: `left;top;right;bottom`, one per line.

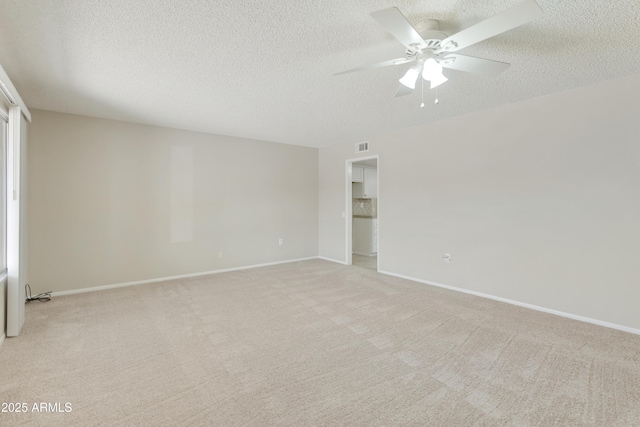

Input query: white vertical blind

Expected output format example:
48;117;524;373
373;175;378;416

0;119;6;273
1;62;30;337
6;106;26;336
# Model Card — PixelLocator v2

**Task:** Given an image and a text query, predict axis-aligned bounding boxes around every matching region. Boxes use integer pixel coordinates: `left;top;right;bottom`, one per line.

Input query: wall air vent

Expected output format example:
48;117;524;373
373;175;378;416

355;141;369;153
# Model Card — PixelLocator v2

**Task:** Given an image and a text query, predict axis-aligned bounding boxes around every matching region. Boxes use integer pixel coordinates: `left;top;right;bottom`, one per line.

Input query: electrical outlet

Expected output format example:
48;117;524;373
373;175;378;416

218;251;224;258
443;253;451;263
278;238;284;246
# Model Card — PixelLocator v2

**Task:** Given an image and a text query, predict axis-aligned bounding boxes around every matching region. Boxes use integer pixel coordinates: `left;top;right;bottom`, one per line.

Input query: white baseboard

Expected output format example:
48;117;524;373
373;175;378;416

52;256;319;297
0;333;5;348
378;269;640;336
318;256;347;265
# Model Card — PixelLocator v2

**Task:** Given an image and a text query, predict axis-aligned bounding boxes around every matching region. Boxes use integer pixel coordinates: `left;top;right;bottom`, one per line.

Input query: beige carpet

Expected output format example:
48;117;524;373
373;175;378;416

1;259;639;426
352;254;377;272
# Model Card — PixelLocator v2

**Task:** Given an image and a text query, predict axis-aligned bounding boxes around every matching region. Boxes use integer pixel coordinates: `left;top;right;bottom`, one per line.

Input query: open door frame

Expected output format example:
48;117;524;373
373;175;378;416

345;155;379;269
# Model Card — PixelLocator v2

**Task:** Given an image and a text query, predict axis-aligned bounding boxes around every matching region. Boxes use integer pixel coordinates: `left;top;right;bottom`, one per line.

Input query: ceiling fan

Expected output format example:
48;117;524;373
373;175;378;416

334;0;544;97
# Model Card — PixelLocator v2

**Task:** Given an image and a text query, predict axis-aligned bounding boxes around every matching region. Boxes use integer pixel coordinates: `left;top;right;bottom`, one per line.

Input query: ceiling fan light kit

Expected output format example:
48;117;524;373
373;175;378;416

399;57;448;90
335;0;544;104
399;66;421;89
422;58;448;89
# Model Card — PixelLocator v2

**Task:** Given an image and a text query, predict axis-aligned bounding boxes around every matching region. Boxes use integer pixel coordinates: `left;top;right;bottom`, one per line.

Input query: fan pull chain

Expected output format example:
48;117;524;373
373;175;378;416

420;77;425;109
434;87;440;105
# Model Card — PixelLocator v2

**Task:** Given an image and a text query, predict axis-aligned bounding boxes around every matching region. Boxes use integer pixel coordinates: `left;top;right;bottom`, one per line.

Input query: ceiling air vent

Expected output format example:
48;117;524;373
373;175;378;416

355;141;369;153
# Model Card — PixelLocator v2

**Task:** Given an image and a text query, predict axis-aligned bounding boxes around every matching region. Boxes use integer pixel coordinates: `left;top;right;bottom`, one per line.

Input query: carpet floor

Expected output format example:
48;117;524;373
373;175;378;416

352;254;377;272
1;259;639;426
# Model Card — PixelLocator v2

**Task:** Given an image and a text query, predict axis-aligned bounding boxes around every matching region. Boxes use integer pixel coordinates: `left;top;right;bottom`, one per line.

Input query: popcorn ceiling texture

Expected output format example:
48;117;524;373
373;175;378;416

0;0;638;147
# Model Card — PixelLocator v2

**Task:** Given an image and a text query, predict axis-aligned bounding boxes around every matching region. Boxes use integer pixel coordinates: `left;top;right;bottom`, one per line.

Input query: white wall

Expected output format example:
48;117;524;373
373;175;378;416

28;110;318;293
319;73;640;331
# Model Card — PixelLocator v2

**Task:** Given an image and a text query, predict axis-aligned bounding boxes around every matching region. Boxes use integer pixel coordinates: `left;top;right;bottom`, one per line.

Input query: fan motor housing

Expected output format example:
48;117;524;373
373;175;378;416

408;20;448;54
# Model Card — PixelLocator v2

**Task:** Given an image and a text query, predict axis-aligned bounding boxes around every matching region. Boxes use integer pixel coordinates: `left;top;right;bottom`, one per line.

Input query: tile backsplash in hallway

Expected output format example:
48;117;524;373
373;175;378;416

353;198;377;217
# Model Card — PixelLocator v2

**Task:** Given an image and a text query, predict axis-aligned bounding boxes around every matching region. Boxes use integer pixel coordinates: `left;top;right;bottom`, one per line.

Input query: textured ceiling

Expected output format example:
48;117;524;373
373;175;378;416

0;0;639;148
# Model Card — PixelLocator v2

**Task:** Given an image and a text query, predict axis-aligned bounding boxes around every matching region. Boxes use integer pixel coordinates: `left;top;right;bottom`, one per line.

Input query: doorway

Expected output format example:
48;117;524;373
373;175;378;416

346;156;378;271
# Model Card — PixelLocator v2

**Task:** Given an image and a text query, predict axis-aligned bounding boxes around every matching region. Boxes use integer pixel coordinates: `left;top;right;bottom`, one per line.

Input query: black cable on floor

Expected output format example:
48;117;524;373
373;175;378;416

25;284;52;303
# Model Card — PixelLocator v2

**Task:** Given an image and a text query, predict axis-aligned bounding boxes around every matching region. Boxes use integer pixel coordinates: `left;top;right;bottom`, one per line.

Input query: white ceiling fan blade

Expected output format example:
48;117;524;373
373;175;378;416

333;57;413;76
370;7;428;51
395;85;413;97
439;0;544;53
440;54;510;76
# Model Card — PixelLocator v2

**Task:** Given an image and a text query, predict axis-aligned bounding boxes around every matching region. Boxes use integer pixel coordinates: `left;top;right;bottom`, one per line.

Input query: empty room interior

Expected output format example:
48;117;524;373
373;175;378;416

1;1;639;425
